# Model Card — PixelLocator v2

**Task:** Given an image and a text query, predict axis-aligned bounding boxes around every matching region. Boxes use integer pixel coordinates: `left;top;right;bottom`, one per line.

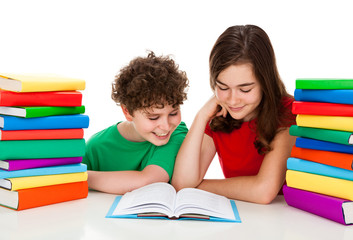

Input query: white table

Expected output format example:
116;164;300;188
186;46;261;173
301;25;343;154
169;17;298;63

1;190;352;240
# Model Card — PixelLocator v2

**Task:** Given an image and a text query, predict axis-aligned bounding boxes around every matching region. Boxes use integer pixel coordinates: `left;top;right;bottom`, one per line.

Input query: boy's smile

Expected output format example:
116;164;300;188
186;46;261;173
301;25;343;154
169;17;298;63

119;104;181;146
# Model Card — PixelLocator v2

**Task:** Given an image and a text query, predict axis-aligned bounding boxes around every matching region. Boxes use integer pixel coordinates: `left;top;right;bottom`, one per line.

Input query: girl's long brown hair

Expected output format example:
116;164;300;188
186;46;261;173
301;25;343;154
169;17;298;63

209;25;294;154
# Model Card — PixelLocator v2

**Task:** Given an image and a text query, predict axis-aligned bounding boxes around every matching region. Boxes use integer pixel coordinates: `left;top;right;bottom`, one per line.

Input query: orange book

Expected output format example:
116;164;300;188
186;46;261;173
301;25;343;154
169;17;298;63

0;128;84;140
291;146;353;170
0;181;88;210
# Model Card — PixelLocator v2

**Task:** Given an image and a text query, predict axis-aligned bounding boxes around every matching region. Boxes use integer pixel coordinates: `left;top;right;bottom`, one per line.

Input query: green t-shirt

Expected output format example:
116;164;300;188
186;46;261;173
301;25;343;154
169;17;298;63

82;122;188;179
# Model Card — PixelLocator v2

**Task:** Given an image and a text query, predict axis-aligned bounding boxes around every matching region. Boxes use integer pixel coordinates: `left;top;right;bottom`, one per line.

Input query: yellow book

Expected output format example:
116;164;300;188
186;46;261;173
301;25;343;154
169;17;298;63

0;73;86;92
296;114;353;132
286;170;353;201
0;172;88;191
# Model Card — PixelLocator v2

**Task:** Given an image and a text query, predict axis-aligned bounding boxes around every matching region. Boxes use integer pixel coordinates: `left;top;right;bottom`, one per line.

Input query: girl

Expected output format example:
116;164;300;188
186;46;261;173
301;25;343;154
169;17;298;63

172;25;296;204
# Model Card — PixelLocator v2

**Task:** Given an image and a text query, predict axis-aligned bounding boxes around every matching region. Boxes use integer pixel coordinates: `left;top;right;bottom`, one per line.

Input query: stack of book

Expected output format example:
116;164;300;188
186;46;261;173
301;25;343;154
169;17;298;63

0;73;89;210
283;78;353;225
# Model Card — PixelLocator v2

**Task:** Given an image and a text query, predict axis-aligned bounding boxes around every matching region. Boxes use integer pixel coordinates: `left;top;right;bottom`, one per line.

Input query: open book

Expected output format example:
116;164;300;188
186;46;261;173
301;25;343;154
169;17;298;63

106;182;241;222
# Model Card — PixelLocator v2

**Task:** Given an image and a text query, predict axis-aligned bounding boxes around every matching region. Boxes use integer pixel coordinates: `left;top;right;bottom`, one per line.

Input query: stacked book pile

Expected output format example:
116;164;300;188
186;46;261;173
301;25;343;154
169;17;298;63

0;73;89;210
283;78;353;225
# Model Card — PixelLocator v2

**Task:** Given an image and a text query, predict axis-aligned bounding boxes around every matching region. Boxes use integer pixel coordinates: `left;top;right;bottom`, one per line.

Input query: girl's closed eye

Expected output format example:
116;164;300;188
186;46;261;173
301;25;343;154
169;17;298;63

240;88;252;93
148;116;159;120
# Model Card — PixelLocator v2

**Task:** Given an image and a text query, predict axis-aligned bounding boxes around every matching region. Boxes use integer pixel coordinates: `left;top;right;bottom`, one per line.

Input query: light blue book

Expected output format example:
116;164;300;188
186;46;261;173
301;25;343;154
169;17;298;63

0;163;87;179
0;114;89;130
106;182;241;223
294;89;353;105
287;157;353;181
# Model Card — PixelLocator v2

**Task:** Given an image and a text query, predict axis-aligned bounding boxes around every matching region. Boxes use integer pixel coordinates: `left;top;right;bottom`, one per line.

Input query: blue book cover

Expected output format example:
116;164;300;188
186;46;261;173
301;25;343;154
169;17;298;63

296;137;353;154
287;157;353;181
0;163;87;179
294;89;353;105
0;114;89;130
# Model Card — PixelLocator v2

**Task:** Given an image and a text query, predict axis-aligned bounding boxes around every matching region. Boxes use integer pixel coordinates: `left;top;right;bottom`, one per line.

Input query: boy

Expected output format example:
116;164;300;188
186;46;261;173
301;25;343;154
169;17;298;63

83;51;189;194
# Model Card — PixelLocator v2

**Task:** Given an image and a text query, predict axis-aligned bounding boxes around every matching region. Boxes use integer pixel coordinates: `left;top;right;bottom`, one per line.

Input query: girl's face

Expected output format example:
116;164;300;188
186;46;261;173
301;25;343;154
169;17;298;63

215;63;263;122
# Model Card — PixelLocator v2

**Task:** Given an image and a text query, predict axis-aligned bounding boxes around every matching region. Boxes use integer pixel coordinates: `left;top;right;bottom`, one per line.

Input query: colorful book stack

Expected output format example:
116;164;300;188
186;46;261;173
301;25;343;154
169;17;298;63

284;78;353;225
0;73;89;210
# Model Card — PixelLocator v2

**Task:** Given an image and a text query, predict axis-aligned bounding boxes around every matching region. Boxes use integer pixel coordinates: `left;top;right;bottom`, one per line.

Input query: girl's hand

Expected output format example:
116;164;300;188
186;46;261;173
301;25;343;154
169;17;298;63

198;95;227;121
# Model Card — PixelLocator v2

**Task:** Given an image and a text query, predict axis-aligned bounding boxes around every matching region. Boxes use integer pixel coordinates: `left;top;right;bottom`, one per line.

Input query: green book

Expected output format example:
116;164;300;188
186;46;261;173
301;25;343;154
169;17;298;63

296;79;353;90
0;106;85;118
289;125;353;145
0;139;86;160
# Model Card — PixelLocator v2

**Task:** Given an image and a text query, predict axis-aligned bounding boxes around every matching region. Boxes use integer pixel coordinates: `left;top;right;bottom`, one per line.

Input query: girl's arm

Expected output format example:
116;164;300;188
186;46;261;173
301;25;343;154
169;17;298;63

197;128;296;204
87;165;169;194
172;96;226;190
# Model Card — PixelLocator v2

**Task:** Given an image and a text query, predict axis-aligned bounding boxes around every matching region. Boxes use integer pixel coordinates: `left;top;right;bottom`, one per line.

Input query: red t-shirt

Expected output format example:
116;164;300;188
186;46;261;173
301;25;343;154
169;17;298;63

205;97;295;178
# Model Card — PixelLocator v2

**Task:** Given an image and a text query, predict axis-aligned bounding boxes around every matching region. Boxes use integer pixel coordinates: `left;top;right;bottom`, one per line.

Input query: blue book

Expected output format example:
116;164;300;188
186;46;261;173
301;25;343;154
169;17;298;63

294;89;353;104
106;182;241;222
0;114;89;130
287;157;353;181
0;163;87;179
296;137;353;154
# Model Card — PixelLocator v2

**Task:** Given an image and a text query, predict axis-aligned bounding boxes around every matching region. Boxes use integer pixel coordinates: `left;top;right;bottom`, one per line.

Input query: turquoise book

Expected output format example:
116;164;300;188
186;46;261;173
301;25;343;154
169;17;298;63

287;157;353;181
0;139;86;160
0;163;87;179
106;182;241;222
0;114;89;130
289;125;353;145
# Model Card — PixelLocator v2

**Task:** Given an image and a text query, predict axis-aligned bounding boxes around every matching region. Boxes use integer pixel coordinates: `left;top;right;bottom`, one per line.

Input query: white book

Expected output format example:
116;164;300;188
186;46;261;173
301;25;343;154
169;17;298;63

106;182;241;222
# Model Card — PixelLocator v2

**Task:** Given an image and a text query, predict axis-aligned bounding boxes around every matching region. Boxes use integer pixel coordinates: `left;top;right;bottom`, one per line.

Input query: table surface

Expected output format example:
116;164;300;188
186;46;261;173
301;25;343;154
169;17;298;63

1;190;353;240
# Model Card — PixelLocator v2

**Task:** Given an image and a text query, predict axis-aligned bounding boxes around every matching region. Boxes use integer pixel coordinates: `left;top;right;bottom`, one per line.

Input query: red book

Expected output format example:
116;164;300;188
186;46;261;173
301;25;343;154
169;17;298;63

0;90;82;106
292;101;353;116
0;128;84;140
0;181;88;210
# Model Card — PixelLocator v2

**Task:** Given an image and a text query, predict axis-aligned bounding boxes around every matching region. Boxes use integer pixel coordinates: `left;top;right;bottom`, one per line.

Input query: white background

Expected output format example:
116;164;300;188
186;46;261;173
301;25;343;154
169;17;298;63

1;0;353;178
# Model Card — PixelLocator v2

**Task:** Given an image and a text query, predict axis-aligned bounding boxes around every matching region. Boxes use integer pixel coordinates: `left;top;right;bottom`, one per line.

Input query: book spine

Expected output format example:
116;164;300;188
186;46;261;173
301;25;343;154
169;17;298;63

9;171;88;190
0;139;86;160
17;181;88;210
296;137;353;154
0;128;84;140
287;157;353;181
4;157;83;171
294;89;353;105
290;146;353;171
25;106;85;118
0;163;87;179
0;90;82;107
296;79;353;89
292;101;353;116
296;114;353;132
1;114;89;130
289;125;351;145
283;185;347;225
286;170;353;201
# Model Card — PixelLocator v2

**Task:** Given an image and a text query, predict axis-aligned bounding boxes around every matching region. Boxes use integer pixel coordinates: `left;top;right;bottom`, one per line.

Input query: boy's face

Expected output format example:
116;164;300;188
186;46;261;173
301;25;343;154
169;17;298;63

130;104;181;146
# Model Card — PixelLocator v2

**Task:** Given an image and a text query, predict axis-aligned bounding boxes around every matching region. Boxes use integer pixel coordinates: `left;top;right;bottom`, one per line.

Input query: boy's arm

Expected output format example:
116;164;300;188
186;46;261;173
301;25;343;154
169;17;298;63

87;165;169;195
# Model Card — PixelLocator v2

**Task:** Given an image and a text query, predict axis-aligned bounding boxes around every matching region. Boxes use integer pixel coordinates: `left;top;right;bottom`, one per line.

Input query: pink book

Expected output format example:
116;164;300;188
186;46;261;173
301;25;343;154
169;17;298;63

283;185;353;225
0;157;83;171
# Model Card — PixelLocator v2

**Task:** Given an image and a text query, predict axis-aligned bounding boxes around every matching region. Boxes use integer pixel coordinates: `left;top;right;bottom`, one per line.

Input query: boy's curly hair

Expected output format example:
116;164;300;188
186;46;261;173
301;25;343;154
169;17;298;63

112;51;189;114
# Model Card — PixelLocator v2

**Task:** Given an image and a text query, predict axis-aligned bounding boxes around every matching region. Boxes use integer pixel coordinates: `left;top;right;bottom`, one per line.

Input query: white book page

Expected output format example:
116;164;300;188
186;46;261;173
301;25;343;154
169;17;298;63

112;182;176;217
174;188;235;220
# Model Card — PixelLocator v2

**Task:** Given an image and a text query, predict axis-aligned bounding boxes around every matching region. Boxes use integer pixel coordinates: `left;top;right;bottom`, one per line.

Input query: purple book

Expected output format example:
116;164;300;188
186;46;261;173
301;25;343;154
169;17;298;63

283;185;353;225
0;157;83;171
